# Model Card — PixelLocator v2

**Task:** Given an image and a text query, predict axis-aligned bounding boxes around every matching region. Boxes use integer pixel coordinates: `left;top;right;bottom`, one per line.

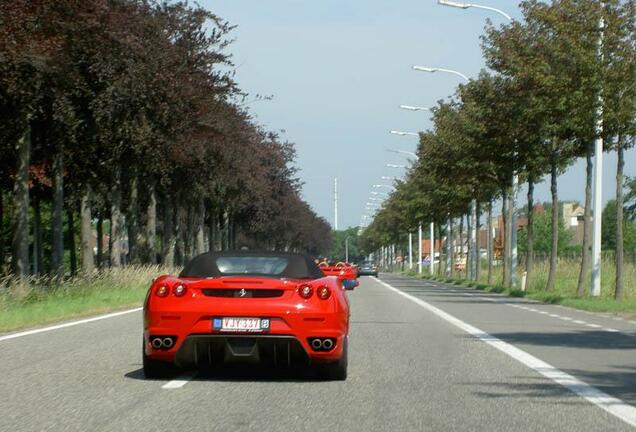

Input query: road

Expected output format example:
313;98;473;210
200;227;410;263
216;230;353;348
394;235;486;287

1;274;636;431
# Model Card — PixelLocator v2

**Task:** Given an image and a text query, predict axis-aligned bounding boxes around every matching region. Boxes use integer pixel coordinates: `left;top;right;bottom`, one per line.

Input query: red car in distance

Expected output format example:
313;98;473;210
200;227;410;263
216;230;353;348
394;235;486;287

143;251;351;380
319;262;359;289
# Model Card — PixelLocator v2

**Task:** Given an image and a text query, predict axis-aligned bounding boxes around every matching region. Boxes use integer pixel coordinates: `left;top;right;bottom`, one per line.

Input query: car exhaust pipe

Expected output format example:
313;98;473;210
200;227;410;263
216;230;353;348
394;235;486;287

162;337;174;349
322;339;334;350
311;339;323;350
151;337;164;349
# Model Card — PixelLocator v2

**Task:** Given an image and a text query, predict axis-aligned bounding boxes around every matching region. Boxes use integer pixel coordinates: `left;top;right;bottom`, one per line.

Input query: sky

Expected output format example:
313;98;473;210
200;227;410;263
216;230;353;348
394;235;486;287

203;0;636;229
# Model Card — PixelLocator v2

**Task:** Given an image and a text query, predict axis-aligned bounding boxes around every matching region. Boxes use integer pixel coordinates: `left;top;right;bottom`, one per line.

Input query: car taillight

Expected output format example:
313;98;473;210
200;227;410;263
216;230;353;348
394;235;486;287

173;284;187;297
155;285;169;297
317;286;331;300
298;284;313;299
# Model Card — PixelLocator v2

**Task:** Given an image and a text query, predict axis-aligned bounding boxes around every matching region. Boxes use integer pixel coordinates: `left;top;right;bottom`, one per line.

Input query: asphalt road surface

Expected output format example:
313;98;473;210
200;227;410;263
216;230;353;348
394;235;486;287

2;274;636;431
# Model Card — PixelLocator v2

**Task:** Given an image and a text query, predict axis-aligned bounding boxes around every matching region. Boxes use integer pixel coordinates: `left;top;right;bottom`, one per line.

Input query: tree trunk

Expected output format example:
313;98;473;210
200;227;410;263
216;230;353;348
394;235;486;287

576;142;594;296
546;149;559;292
475;202;481;282
110;164;122;268
615;135;625;299
145;181;157;264
526;177;535;288
466;212;472;280
175;201;186;265
505;186;514;288
127;174;139;264
207;206;217;252
51;150;64;281
0;189;4;272
501;189;508;286
448;218;454;278
437;223;443;277
162;193;175;267
96;214;103;269
487;200;493;285
80;186;95;274
67;207;77;276
459;216;464;278
33;194;43;276
11;124;30;277
196;198;205;255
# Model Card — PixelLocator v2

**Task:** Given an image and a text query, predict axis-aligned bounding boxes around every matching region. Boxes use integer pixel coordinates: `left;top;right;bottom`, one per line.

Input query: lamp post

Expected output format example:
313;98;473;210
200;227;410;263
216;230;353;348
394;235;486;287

387;149;418;159
373;184;395;190
437;0;513;21
390;130;419;137
399;105;431;112
418;223;423;274
409;232;413;270
413;66;470;82
436;1;528;287
413;65;482;282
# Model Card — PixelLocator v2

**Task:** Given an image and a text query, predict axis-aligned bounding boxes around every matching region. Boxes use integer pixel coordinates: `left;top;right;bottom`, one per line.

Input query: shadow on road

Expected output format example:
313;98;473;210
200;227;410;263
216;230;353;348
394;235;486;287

464;366;636;406
124;365;327;383
490;330;636;351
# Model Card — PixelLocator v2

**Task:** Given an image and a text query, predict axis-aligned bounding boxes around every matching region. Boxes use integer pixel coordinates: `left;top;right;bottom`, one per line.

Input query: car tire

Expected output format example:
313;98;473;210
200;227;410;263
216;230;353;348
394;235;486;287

142;340;176;379
318;339;348;381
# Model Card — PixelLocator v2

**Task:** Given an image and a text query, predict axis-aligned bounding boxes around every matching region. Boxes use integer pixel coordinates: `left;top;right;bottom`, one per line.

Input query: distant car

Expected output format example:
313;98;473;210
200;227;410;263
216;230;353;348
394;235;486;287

143;251;351;380
319;262;360;289
357;261;378;277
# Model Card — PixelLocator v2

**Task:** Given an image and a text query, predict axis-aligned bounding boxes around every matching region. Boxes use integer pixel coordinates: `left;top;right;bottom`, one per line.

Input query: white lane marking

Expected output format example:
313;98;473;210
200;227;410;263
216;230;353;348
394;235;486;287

0;307;142;342
162;372;196;389
398;275;636;338
373;277;636;428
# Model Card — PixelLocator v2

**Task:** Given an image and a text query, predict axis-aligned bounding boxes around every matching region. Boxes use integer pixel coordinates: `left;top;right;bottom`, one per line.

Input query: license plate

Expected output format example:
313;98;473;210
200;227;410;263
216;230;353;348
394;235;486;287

213;317;270;333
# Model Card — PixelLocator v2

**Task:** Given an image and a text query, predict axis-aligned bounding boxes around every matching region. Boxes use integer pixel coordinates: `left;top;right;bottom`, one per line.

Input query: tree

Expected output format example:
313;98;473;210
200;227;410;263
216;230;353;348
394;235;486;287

602;200;636;252
518;208;572;256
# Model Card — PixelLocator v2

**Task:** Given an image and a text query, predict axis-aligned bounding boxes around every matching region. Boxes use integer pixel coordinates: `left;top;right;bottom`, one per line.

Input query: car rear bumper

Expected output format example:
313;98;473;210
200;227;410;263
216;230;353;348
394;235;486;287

144;311;347;367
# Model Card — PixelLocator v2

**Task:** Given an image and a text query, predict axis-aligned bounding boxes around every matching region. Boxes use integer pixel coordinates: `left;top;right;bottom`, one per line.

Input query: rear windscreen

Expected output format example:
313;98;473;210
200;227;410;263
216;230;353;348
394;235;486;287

179;252;325;279
216;257;289;275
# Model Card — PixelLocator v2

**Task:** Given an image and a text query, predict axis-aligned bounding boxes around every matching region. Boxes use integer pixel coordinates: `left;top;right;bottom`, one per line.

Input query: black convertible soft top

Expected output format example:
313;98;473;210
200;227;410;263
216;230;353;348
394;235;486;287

179;251;324;279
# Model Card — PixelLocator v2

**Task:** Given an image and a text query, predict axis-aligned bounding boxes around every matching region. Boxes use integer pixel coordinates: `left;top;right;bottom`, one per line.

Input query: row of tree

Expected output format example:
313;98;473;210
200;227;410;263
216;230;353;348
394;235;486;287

360;0;635;298
0;0;332;278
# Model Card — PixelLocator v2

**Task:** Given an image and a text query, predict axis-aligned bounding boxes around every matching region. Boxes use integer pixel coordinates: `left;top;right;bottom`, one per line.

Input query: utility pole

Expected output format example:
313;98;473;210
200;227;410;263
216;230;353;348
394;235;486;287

345;237;349;263
430;222;435;275
591;5;605;297
334;177;339;231
418;223;423;274
409;232;413;270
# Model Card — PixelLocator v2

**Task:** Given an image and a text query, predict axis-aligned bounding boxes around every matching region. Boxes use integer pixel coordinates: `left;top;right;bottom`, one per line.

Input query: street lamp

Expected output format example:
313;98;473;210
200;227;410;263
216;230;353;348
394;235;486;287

437;0;513;21
432;3;521;287
390;130;419;137
387;149;418;159
399;105;431;112
412;66;470;82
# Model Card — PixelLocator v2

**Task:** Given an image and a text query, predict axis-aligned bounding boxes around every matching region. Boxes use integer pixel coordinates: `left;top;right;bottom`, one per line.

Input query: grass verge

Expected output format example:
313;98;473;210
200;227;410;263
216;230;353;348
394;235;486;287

0;266;172;333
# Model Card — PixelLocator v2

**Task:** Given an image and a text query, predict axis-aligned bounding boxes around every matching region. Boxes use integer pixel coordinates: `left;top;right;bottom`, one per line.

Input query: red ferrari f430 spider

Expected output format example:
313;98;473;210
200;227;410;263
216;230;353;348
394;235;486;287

143;251;352;380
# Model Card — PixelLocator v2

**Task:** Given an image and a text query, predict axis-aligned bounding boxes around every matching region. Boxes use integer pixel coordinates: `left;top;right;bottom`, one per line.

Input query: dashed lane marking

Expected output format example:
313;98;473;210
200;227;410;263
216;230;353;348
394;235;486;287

162;372;197;389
